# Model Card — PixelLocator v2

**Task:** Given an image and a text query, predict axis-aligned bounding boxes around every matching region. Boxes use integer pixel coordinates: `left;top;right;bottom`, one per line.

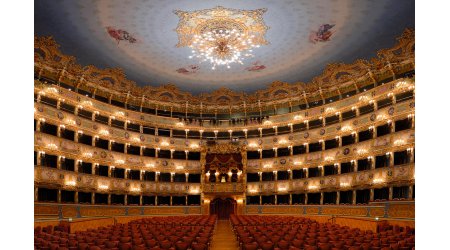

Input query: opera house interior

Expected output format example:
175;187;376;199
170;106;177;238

28;0;421;249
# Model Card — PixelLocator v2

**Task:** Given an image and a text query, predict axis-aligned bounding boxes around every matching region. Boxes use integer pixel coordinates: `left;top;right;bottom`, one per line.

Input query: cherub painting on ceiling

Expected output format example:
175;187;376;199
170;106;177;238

176;65;200;75
309;24;335;43
106;27;137;44
245;61;266;72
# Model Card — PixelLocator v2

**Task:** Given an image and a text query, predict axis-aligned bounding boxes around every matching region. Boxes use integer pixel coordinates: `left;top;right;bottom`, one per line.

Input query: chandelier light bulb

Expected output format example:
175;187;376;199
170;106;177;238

188;28;261;69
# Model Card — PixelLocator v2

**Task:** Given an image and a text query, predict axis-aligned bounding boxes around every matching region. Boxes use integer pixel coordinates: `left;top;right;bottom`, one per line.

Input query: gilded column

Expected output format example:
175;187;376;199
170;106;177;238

91;192;95;205
320;192;323;205
305;193;308;205
34;187;38;202
408;185;414;199
289;194;292;205
353;132;359;143
274;195;277;205
57;125;62;137
155;196;158;206
124;169;128;179
108;166;112;177
390;121;396;133
321;140;325;151
352;190;357;205
259;195;262;205
57;189;61;203
388;186;393;200
107;194;111;205
185;195;188;206
57;156;62;170
124;194;127;206
74;192;78;204
354;107;360;117
336;191;340;205
336;163;341;174
170;196;173;206
353;160;358;172
388;152;394;167
36;120;42;132
305;143;309;154
140;195;143;206
370;189;374;201
305;168;309;178
337;136;342;147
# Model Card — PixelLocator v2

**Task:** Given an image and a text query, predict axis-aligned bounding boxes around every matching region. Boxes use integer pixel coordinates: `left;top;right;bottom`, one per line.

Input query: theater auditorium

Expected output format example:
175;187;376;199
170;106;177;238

32;1;415;249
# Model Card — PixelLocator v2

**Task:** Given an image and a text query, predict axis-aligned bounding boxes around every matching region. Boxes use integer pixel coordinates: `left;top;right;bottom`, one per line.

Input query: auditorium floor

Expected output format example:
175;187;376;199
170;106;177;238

211;220;238;250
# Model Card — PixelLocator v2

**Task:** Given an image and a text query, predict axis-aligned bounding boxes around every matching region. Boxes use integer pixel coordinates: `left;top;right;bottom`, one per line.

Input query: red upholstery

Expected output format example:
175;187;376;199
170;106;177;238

34;216;216;250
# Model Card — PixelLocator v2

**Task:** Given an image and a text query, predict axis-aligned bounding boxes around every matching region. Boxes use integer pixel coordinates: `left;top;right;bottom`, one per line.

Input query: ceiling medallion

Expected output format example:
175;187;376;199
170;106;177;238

174;6;269;69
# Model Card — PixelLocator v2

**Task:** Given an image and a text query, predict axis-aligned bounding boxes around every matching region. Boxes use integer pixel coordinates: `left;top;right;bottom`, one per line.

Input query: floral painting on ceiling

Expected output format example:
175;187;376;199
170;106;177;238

106;27;138;44
309;24;335;44
176;65;200;75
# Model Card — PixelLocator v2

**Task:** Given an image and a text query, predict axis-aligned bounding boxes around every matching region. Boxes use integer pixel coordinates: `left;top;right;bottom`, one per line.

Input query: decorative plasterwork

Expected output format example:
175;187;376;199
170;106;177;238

174;6;269;48
34;29;414;106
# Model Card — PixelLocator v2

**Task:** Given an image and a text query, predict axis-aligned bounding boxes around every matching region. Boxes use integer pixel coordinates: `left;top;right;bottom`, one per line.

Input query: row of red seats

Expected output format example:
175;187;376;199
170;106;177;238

230;215;414;250
35;215;217;250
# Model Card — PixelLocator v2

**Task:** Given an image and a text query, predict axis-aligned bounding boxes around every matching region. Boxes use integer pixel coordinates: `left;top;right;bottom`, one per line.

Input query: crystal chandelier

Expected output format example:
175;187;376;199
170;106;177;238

189;29;260;69
174;6;269;70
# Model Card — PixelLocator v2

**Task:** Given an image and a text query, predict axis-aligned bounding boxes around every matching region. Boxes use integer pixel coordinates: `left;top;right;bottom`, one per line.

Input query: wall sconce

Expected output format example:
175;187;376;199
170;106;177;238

324;156;334;162
176;122;184;127
46;143;58;150
236;199;243;204
205;171;210;177
294;161;302;165
190;144;199;149
204;199;210;204
294;115;302;120
278;187;287;192
373;178;384;184
308;185;318;190
249;143;257;148
83;152;93;158
263;164;271;169
161;141;169;147
98;184;109;190
65;180;76;186
263;120;272;125
39;118;46;123
130;187;141;193
189;188;200;194
340;182;350;188
279;139;287;144
243;129;248;133
115;159;125;164
176;165;184;170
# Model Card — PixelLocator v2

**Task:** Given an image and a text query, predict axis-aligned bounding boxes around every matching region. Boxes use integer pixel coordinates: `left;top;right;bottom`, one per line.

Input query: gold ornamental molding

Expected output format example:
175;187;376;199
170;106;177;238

34;29;414;106
174;6;269;48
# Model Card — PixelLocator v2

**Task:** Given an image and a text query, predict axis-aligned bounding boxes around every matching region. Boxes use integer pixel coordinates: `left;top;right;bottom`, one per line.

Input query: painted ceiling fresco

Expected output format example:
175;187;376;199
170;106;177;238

35;0;414;94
